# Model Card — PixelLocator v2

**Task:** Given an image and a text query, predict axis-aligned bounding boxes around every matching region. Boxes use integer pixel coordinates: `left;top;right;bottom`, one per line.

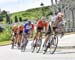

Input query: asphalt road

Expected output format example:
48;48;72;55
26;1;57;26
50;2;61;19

0;34;75;60
0;45;75;60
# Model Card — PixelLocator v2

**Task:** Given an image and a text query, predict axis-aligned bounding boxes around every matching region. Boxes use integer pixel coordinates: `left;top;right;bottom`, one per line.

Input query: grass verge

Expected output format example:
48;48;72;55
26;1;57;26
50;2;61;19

0;41;11;46
0;32;75;46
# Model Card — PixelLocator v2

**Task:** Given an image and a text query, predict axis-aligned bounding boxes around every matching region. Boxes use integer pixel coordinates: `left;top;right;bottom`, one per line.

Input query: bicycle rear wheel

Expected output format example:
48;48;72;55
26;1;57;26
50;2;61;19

49;35;58;54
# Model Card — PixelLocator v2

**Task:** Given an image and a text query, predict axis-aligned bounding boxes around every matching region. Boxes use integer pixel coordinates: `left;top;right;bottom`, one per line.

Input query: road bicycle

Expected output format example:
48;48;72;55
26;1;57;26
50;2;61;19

21;33;28;52
43;32;58;54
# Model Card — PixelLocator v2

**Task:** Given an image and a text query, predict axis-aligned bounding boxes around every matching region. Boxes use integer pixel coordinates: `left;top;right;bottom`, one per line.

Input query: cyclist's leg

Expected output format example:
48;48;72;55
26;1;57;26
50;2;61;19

43;34;50;47
23;33;29;47
35;27;42;44
16;30;20;46
18;31;23;45
32;27;42;48
43;25;52;48
11;32;15;48
14;32;17;44
33;32;39;43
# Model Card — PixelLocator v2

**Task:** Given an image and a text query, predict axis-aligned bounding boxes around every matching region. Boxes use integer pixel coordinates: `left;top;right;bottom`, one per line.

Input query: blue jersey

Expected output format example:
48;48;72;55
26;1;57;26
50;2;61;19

24;23;32;34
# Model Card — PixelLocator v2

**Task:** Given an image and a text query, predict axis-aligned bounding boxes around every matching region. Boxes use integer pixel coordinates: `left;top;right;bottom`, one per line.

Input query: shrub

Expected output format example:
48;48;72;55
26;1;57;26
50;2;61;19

0;26;11;42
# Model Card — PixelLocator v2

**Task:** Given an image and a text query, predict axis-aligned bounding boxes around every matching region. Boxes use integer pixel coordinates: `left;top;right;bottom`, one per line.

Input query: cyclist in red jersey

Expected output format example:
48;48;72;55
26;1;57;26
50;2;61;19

12;24;18;37
17;24;24;48
11;24;18;46
33;17;48;44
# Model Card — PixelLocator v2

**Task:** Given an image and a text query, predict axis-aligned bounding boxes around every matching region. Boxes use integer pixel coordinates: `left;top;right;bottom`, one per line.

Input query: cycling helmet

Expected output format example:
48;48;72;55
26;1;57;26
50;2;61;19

13;23;17;27
27;20;31;24
57;12;64;17
41;16;47;21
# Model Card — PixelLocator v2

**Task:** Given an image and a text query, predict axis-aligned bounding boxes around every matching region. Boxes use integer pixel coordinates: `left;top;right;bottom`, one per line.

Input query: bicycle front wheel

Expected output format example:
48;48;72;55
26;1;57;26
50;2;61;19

49;35;58;54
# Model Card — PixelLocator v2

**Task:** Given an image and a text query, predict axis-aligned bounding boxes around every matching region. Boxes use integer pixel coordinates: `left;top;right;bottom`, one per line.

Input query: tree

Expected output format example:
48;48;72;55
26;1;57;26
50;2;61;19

15;16;18;22
0;10;7;22
1;10;7;16
6;14;11;24
19;17;22;22
0;16;3;22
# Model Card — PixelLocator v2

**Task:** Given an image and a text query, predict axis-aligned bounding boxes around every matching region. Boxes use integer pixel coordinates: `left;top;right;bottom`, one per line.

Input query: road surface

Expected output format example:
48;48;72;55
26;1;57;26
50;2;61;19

0;45;75;60
0;34;75;60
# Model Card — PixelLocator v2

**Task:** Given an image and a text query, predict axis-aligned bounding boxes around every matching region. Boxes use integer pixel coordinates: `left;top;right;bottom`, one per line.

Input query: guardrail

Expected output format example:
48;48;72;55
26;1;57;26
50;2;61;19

0;23;75;33
65;28;75;32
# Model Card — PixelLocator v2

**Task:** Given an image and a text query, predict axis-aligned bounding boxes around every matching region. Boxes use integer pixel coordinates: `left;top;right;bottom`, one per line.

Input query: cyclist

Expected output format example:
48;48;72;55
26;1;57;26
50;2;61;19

17;24;24;48
21;20;32;51
11;24;18;46
24;20;32;37
54;12;64;35
18;24;24;35
43;12;65;50
33;17;48;46
12;24;18;36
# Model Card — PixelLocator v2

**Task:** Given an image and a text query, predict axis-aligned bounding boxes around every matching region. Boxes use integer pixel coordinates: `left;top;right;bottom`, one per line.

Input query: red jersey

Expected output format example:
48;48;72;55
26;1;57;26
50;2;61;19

31;23;34;31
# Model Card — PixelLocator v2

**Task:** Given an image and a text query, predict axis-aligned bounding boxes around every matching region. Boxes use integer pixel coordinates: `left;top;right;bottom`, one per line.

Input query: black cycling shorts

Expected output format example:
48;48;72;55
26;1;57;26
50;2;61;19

53;27;58;31
19;31;23;35
37;27;43;32
45;24;51;36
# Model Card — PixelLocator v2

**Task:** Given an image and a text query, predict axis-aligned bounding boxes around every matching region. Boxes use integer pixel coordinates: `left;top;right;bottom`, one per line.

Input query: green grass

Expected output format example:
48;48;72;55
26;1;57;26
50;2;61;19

0;32;74;46
0;40;11;46
10;6;52;21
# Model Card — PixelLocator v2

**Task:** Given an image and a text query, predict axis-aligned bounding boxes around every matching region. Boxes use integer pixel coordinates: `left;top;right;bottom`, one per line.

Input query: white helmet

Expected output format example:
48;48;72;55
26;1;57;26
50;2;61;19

57;12;64;17
41;16;47;21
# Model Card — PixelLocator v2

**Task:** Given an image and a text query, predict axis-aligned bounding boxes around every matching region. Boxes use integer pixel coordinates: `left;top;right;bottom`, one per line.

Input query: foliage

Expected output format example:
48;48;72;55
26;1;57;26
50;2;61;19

14;16;18;22
10;6;52;21
19;17;22;22
1;10;7;16
0;26;11;42
6;14;11;24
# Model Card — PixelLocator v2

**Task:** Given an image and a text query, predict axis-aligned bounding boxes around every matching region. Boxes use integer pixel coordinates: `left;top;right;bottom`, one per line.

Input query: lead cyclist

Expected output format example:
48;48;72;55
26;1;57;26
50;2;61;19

43;12;65;51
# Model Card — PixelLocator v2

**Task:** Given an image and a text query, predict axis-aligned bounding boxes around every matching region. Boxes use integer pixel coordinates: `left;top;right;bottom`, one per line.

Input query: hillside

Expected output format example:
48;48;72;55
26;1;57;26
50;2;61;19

10;6;52;21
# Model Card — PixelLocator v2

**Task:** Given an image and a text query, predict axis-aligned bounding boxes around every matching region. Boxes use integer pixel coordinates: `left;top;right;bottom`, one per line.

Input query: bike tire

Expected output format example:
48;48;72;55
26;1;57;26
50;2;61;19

31;46;35;53
36;46;41;53
36;40;42;53
49;35;58;54
43;46;48;54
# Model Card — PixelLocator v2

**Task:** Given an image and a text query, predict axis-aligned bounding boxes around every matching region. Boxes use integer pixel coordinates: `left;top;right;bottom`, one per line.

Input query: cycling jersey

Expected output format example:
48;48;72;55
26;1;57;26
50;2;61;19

12;26;18;33
37;19;48;28
18;26;24;32
24;23;32;34
18;26;24;35
37;19;43;28
37;19;48;32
